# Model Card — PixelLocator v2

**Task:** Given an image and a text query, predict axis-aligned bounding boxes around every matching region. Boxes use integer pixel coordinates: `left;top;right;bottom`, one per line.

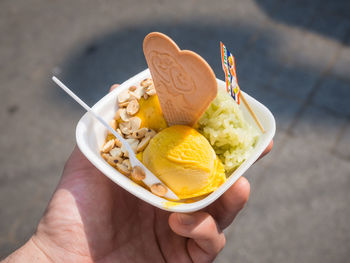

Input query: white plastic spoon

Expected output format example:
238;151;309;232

52;76;179;200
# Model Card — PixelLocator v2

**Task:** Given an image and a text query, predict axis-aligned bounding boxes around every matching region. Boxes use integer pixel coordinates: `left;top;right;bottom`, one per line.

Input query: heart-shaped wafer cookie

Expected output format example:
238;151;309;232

143;32;217;126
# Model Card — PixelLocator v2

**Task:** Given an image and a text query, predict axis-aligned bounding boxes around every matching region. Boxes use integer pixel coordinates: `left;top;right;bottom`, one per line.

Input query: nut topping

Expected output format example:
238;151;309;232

116;163;131;176
101;153;110;161
145;83;154;91
118;101;130;108
121;138;139;156
131;166;146;181
134;86;146;98
101;77;163;196
128;91;140;100
121;146;129;157
140;78;153;88
122;159;132;171
131;127;149;139
145;87;156;96
126;99;139;116
129;117;142;132
109;119;117;130
102;153;123;167
150;183;168;197
146;129;157;138
120;108;131;122
116;128;123;136
119;121;132;135
129;85;137;92
114;138;122;147
102;139;115;153
110;147;122;158
137;136;151;152
118;90;130;103
115;108;124;120
126;138;139;152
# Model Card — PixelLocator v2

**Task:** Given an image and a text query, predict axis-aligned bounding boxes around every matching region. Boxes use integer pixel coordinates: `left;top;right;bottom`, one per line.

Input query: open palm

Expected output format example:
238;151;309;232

30;85;272;262
30;144;261;263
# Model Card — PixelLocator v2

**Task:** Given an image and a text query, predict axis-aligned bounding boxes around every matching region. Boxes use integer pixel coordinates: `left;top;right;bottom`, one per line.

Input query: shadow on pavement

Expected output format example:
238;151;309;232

54;23;264;105
255;0;350;44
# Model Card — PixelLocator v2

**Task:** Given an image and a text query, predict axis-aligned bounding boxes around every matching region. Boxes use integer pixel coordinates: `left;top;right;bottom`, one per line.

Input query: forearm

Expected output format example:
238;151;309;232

2;237;51;263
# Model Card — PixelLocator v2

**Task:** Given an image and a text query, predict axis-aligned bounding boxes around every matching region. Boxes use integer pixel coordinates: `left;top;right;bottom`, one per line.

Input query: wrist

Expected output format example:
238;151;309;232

2;236;52;263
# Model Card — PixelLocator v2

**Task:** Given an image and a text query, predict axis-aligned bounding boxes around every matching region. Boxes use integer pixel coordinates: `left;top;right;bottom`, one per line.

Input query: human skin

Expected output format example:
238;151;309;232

3;84;273;263
3;144;273;263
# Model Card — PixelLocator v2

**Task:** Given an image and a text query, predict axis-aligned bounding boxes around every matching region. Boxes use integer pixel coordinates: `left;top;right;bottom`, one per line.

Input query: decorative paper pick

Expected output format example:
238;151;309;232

220;42;241;104
220;42;265;133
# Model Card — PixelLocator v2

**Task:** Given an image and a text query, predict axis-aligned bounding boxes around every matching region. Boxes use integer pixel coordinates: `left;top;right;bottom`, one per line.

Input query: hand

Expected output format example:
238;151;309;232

4;85;273;263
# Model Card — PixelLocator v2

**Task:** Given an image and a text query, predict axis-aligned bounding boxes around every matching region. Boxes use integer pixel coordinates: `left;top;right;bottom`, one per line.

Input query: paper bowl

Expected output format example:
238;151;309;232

76;68;276;213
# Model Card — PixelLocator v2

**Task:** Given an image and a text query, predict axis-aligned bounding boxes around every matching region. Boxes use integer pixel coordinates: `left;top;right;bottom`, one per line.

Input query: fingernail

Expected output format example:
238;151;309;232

178;213;195;225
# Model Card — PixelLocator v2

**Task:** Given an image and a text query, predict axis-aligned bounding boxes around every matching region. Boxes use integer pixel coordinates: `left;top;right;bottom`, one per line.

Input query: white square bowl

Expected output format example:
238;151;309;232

76;68;276;213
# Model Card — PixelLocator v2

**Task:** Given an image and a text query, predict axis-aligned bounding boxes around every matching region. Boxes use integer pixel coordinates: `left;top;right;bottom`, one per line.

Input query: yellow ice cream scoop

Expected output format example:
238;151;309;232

135;95;168;132
143;125;226;199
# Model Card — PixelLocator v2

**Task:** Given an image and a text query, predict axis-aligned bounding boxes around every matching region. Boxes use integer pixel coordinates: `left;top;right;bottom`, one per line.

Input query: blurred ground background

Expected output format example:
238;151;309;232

0;0;349;262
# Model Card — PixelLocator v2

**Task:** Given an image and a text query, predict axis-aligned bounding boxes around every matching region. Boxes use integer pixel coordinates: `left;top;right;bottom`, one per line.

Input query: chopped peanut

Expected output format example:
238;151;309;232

150;183;168;197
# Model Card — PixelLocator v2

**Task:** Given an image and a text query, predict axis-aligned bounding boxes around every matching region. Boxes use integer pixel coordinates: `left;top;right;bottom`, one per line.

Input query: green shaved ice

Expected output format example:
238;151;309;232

197;90;259;173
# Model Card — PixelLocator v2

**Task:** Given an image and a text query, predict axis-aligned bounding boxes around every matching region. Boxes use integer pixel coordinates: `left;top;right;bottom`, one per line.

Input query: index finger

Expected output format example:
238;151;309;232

110;84;120;92
206;140;273;229
206;176;250;230
257;140;273;161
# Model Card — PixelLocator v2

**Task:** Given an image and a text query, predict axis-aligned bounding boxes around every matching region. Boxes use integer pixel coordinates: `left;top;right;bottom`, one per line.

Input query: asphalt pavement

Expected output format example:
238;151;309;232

0;0;349;262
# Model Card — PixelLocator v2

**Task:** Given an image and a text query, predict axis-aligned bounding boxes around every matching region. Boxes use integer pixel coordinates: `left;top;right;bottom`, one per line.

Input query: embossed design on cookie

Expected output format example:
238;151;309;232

149;51;197;114
149;51;196;95
156;79;194;125
150;52;172;83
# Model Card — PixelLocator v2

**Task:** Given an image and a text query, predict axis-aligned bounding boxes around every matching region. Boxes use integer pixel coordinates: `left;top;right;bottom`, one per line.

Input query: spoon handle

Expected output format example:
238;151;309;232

52;76;179;200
